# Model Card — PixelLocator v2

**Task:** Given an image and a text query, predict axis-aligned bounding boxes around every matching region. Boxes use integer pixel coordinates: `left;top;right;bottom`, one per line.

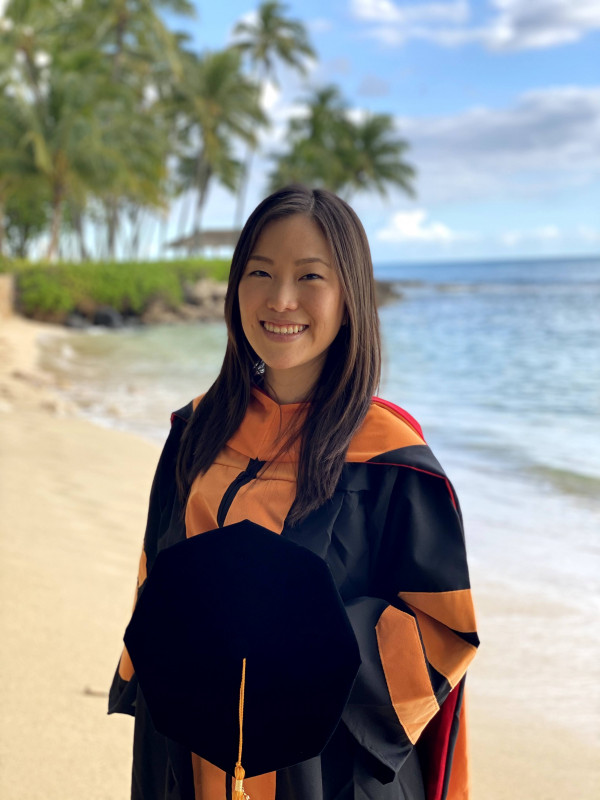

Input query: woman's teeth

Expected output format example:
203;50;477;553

263;322;307;334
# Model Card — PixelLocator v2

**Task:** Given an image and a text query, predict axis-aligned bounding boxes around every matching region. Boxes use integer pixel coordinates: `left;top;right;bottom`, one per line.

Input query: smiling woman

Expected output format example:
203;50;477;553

238;215;346;403
109;185;478;800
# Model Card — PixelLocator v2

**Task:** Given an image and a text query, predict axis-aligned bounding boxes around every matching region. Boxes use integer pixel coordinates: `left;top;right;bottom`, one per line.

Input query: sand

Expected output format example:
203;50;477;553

0;316;598;799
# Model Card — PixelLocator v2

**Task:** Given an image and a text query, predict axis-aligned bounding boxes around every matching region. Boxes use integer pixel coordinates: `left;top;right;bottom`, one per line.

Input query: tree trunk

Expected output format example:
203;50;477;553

189;160;212;255
73;208;90;261
234;143;255;228
128;206;142;259
105;198;119;260
0;198;5;258
47;186;64;261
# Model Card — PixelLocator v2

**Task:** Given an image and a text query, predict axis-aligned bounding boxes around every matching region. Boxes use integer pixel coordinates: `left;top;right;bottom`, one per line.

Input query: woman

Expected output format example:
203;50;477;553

110;185;478;800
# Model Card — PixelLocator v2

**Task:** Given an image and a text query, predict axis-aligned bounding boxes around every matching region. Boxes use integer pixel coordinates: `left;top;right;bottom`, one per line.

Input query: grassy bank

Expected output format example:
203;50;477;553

0;258;230;322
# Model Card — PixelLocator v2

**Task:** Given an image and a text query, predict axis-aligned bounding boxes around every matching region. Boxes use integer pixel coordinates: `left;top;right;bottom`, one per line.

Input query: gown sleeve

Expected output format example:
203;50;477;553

341;456;478;797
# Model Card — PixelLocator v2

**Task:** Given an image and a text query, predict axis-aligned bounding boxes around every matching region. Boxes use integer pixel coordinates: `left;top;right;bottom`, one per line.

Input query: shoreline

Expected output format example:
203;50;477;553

0;317;598;799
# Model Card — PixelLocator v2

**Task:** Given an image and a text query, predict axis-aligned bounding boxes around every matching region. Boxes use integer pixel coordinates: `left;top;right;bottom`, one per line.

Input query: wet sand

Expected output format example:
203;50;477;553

0;317;598;799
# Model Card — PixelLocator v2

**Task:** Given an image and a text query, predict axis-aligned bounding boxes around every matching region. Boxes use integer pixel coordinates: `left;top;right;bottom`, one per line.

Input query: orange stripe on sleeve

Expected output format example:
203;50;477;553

398;589;477;634
410;609;477;689
375;605;440;744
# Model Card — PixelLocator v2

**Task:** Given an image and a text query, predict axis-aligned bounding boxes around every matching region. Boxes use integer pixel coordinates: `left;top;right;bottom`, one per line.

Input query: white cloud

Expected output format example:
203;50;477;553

252;84;600;212
376;209;471;242
351;0;469;24
351;0;600;51
396;86;600;203
500;225;567;247
533;225;560;240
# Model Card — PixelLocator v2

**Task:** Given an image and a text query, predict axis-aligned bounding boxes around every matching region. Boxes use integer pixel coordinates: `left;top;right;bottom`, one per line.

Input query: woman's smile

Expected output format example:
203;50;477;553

261;321;309;336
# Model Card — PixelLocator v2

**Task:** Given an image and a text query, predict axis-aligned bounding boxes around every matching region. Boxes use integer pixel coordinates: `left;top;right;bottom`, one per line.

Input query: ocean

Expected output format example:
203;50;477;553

39;254;600;742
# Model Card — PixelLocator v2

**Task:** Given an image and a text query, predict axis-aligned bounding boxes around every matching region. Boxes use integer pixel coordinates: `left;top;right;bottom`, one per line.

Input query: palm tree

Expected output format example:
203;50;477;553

1;0;182;259
77;0;194;82
0;91;48;257
170;48;267;246
339;113;415;200
21;54;113;260
268;85;416;201
232;0;315;224
74;0;194;257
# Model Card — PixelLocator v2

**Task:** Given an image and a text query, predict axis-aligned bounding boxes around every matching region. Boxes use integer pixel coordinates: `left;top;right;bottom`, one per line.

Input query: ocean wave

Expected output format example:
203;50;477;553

527;464;600;501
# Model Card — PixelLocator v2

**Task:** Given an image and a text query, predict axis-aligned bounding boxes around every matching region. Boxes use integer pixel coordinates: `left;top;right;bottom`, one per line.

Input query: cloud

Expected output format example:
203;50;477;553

533;225;560;240
351;0;600;51
376;209;472;242
500;225;561;246
255;84;600;208
396;85;600;203
351;0;469;24
499;225;564;247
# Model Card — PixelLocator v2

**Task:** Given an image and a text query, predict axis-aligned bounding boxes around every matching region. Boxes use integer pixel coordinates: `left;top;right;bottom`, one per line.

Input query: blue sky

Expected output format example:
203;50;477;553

165;0;600;264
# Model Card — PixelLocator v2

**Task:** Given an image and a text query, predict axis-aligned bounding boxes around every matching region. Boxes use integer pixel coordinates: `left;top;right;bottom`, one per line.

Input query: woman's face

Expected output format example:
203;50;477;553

238;214;346;403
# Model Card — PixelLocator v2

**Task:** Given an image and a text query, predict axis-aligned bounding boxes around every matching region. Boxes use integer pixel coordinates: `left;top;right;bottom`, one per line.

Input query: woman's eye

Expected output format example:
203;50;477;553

248;269;270;277
300;273;323;281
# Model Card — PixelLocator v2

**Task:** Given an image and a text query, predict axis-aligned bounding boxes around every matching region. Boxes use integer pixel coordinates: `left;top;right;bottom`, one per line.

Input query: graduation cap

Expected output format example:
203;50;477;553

124;519;360;796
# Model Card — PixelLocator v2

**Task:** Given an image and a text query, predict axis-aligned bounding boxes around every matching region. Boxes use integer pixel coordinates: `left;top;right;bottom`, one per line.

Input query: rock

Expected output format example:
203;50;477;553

177;303;214;322
375;280;403;307
183;278;227;305
66;311;91;329
93;306;124;328
182;279;226;320
141;298;180;325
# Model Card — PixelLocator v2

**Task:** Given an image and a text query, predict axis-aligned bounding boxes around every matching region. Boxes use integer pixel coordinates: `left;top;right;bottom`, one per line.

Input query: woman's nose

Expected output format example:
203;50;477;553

266;280;299;311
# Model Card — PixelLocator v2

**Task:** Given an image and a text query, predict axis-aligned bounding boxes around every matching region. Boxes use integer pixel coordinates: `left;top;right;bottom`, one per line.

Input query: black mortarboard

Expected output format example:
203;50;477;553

124;519;360;791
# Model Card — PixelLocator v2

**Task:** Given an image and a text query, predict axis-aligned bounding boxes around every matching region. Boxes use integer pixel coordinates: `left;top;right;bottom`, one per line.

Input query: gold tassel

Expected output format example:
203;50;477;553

233;658;250;800
233;763;247;800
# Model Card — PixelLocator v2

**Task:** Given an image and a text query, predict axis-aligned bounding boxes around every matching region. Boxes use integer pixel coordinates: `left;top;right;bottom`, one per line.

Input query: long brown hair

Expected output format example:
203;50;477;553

176;184;381;524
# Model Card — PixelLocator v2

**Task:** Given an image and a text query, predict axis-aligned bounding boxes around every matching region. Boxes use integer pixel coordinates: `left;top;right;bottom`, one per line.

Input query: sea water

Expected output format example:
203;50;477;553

39;255;600;742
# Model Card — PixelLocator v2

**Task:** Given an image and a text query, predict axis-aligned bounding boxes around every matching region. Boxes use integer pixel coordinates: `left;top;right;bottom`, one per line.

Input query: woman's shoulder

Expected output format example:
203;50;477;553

169;394;205;426
346;396;427;463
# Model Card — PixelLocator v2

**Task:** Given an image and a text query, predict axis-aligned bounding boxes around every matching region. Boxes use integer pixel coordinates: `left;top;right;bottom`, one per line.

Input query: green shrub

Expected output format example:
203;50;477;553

11;257;231;320
18;268;75;316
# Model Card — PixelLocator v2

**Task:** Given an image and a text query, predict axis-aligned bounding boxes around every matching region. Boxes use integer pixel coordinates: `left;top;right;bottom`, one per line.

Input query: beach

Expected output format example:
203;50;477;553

1;315;599;799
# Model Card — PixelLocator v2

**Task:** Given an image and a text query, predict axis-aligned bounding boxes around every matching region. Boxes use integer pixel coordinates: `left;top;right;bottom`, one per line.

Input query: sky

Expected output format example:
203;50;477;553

159;0;600;264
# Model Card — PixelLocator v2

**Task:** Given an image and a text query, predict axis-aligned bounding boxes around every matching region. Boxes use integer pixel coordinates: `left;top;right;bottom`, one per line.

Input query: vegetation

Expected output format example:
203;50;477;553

0;0;415;267
7;258;230;322
269;86;415;199
232;0;316;225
